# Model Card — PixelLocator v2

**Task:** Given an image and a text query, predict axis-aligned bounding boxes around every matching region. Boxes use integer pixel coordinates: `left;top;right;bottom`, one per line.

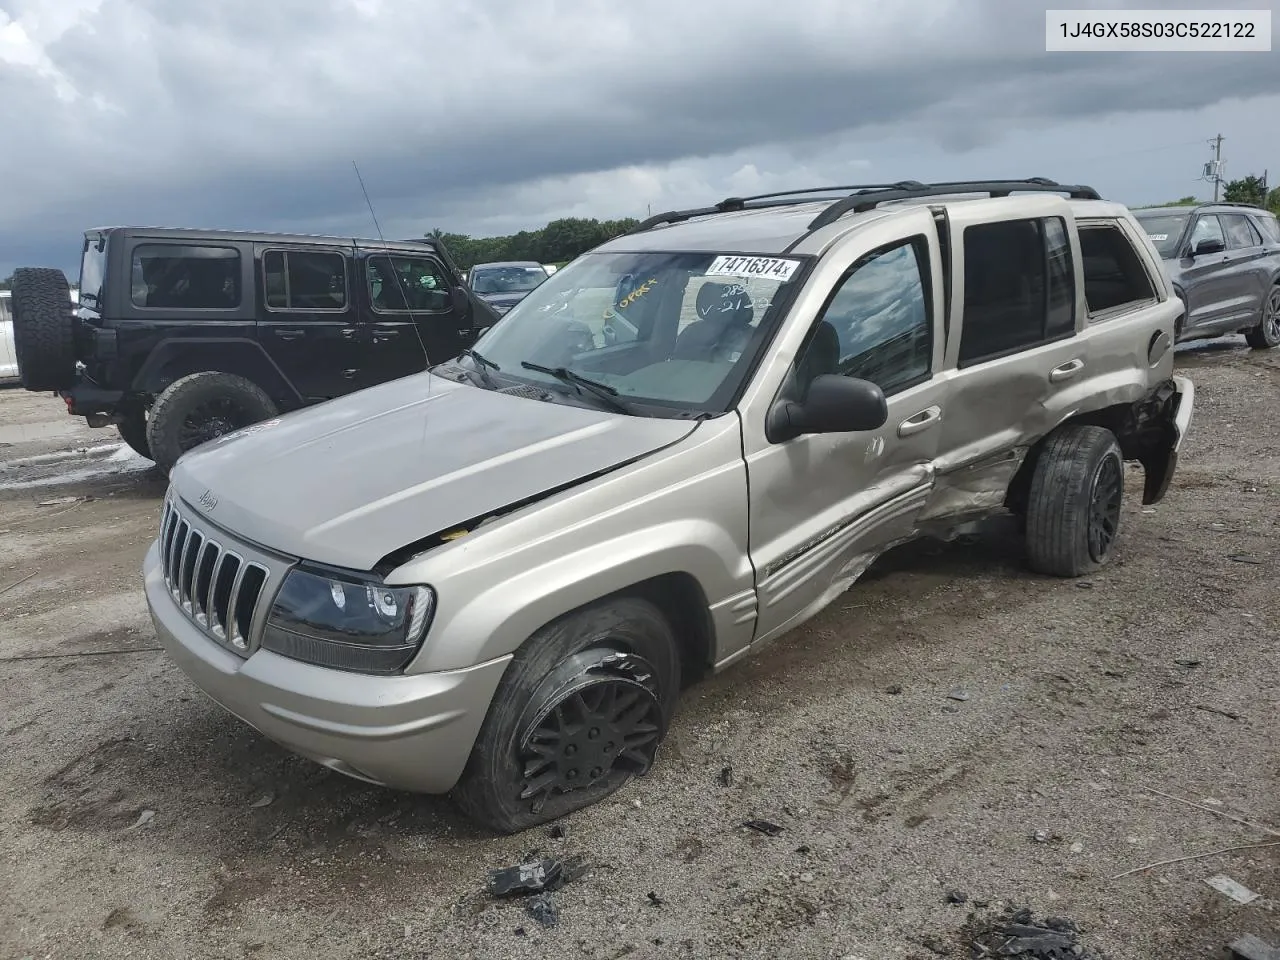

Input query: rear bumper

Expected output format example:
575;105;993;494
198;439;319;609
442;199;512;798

59;381;124;417
144;542;509;794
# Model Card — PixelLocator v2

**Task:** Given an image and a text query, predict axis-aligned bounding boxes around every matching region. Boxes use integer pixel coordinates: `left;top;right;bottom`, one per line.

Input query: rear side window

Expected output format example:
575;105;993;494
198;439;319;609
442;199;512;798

264;250;348;311
131;245;241;310
1078;223;1158;316
958;217;1076;367
1255;214;1280;243
1221;214;1263;249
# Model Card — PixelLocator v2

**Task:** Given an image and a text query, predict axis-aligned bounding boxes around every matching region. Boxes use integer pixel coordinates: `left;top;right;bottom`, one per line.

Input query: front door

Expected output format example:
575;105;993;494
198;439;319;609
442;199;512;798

361;252;471;385
1179;214;1236;332
256;246;363;402
741;209;949;645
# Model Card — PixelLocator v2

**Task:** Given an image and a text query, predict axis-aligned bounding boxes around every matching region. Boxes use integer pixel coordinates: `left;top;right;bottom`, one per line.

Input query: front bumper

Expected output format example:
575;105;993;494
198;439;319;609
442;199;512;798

1142;374;1195;505
144;542;510;794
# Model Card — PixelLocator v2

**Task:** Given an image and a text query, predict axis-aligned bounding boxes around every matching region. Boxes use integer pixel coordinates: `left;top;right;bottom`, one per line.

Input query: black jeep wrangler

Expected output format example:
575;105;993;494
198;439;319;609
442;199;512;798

8;227;499;473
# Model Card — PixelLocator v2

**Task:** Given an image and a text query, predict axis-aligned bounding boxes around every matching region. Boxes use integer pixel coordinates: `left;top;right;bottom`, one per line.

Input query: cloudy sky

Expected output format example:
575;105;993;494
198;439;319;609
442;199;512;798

1;0;1277;277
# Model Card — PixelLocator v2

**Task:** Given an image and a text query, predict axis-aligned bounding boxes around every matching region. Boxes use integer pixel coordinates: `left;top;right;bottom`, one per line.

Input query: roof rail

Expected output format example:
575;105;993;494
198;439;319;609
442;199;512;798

1198;200;1263;210
806;178;1102;232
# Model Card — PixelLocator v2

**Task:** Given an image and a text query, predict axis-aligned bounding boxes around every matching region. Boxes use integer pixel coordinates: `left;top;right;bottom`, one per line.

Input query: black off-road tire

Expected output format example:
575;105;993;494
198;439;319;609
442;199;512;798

116;406;152;461
451;597;681;834
145;372;277;474
1244;283;1280;350
10;267;76;390
1024;425;1125;578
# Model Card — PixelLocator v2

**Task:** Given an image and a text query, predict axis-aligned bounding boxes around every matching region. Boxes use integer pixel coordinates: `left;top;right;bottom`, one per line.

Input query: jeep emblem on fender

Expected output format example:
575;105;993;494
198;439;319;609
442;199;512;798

197;489;218;511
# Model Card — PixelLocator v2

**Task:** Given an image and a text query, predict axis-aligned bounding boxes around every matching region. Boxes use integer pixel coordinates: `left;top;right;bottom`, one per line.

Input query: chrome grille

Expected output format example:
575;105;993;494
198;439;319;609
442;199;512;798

158;499;269;655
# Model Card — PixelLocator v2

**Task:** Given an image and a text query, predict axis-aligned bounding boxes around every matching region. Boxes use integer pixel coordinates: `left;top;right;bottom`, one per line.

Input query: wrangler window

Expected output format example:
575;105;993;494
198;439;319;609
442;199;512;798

1079;223;1158;317
131;244;241;310
367;255;450;313
264;250;348;311
957;216;1075;367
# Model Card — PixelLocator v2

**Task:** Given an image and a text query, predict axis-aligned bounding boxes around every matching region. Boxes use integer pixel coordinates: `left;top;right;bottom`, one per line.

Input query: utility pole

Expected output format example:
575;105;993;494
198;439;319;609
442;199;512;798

1203;134;1225;201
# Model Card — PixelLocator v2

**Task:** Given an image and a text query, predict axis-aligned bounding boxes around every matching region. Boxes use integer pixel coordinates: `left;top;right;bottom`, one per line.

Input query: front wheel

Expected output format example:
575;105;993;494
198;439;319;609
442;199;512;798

145;372;278;475
451;597;681;834
1024;425;1125;578
1244;284;1280;350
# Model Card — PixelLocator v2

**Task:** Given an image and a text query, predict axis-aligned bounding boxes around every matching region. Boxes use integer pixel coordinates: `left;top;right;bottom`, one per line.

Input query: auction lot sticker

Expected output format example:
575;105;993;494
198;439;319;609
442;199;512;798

707;256;800;282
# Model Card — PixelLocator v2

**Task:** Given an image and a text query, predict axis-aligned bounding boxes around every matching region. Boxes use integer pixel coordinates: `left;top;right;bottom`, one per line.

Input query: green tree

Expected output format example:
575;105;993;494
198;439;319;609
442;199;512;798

1223;175;1267;206
427;215;642;270
1267;187;1280;215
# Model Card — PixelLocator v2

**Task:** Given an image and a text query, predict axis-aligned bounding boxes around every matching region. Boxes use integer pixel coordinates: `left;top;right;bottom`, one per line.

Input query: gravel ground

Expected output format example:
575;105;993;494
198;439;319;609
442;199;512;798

1;340;1278;960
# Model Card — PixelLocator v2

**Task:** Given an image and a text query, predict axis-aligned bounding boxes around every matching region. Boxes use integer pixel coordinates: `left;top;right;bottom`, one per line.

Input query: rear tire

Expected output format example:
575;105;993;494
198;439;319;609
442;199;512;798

1244;284;1280;350
451;597;681;834
145;372;277;474
10;267;76;391
116;406;152;460
1024;425;1125;578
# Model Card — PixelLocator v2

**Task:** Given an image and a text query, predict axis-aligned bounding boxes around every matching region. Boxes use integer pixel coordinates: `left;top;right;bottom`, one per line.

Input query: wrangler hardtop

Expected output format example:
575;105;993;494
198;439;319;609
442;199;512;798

7;226;500;472
145;179;1194;833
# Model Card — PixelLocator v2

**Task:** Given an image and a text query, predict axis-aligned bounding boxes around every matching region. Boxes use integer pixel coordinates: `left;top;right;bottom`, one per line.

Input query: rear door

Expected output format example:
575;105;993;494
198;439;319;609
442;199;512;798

926;198;1085;521
257;245;363;401
1219;213;1269;323
361;251;472;384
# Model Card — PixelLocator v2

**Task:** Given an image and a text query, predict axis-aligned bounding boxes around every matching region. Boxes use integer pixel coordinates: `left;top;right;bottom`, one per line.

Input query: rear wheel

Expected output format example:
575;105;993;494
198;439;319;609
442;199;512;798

451;597;681;834
10;267;76;391
1244;284;1280;350
145;372;277;474
1024;425;1125;578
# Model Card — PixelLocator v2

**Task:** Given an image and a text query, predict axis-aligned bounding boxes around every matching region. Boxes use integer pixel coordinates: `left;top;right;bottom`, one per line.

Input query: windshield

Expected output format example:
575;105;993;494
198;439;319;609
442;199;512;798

1134;214;1188;258
471;265;548;295
465;250;808;415
79;233;107;309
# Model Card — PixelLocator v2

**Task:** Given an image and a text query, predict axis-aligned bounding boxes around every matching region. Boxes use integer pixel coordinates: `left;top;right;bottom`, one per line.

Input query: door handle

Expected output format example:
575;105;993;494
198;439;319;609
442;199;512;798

898;405;942;438
341;328;357;340
1049;358;1085;383
273;328;305;341
342;369;358;380
373;329;401;343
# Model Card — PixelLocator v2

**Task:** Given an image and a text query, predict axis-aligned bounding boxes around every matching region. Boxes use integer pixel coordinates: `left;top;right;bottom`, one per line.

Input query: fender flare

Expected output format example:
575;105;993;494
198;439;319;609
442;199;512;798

130;337;303;408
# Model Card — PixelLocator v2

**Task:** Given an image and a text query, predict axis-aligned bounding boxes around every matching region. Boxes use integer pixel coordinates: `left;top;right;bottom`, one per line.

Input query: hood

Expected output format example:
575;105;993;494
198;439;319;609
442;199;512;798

477;291;527;310
171;373;697;570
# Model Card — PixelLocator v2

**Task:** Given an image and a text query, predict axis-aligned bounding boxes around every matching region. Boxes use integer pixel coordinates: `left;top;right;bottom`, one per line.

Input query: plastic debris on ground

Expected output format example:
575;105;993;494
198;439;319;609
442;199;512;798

525;894;558;928
486;854;586;898
1205;874;1261;905
742;819;785;837
1229;933;1280;960
966;907;1104;959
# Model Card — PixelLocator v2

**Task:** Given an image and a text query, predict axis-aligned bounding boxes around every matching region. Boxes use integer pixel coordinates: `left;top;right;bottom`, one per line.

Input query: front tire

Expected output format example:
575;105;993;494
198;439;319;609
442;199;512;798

1024;425;1125;578
145;372;277;474
451;597;681;834
10;267;77;391
1244;284;1280;350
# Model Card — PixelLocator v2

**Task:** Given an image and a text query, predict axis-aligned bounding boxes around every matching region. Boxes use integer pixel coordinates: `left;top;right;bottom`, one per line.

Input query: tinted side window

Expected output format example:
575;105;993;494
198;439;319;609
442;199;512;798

263;250;347;311
1190;215;1225;248
1079;224;1158;315
958;217;1074;367
1254;214;1280;243
131;245;241;309
1221;214;1262;249
797;239;932;397
368;256;450;313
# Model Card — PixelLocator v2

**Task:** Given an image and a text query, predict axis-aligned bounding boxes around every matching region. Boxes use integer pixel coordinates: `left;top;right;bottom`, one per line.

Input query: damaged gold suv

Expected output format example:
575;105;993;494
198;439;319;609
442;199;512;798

145;179;1194;833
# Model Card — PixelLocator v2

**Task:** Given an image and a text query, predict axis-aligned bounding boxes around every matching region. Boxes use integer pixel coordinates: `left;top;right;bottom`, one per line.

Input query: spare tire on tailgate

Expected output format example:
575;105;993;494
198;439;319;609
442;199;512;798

10;267;77;391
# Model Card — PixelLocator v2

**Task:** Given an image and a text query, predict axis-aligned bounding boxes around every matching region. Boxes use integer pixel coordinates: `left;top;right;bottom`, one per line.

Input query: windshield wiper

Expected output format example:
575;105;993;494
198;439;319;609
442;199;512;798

459;348;499;386
520;361;634;414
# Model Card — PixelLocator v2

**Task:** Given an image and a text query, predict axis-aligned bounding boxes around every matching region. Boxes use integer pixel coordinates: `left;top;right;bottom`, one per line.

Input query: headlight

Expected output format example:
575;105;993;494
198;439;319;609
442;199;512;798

261;566;436;675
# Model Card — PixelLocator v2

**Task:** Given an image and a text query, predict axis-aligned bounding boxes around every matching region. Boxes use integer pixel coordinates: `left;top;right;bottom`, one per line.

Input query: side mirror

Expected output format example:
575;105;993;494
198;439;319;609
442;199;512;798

766;374;888;444
1192;237;1225;257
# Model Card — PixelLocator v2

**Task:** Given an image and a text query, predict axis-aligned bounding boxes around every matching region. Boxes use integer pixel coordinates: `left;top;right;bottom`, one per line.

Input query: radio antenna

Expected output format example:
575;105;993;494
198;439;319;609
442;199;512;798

352;160;436;383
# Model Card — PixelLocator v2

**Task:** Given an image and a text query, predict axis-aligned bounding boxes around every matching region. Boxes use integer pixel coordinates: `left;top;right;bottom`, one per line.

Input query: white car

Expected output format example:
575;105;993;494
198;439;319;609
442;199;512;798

0;290;16;383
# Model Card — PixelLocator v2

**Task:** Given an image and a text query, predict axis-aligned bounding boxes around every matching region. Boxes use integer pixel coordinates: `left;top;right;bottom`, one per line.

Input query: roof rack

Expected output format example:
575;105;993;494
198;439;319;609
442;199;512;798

627;178;1103;237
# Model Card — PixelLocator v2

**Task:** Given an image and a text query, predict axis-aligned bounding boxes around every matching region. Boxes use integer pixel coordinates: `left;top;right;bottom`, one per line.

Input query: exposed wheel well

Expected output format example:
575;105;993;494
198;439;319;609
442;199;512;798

1005;380;1181;513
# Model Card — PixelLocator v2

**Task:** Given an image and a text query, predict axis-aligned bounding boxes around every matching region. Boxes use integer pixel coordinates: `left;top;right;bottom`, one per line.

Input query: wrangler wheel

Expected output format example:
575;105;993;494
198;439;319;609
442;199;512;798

451;597;680;834
145;371;277;475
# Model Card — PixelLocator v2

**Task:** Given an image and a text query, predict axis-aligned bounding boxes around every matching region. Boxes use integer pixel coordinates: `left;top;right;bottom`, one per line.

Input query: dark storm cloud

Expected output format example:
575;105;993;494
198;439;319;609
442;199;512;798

1;0;1276;274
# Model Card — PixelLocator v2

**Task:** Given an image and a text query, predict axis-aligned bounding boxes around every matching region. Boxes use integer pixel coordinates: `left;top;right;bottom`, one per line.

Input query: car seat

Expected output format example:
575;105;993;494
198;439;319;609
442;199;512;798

672;282;755;362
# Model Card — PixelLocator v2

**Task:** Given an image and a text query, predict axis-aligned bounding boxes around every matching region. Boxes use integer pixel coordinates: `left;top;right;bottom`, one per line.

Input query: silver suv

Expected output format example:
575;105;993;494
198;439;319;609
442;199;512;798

145;179;1195;833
